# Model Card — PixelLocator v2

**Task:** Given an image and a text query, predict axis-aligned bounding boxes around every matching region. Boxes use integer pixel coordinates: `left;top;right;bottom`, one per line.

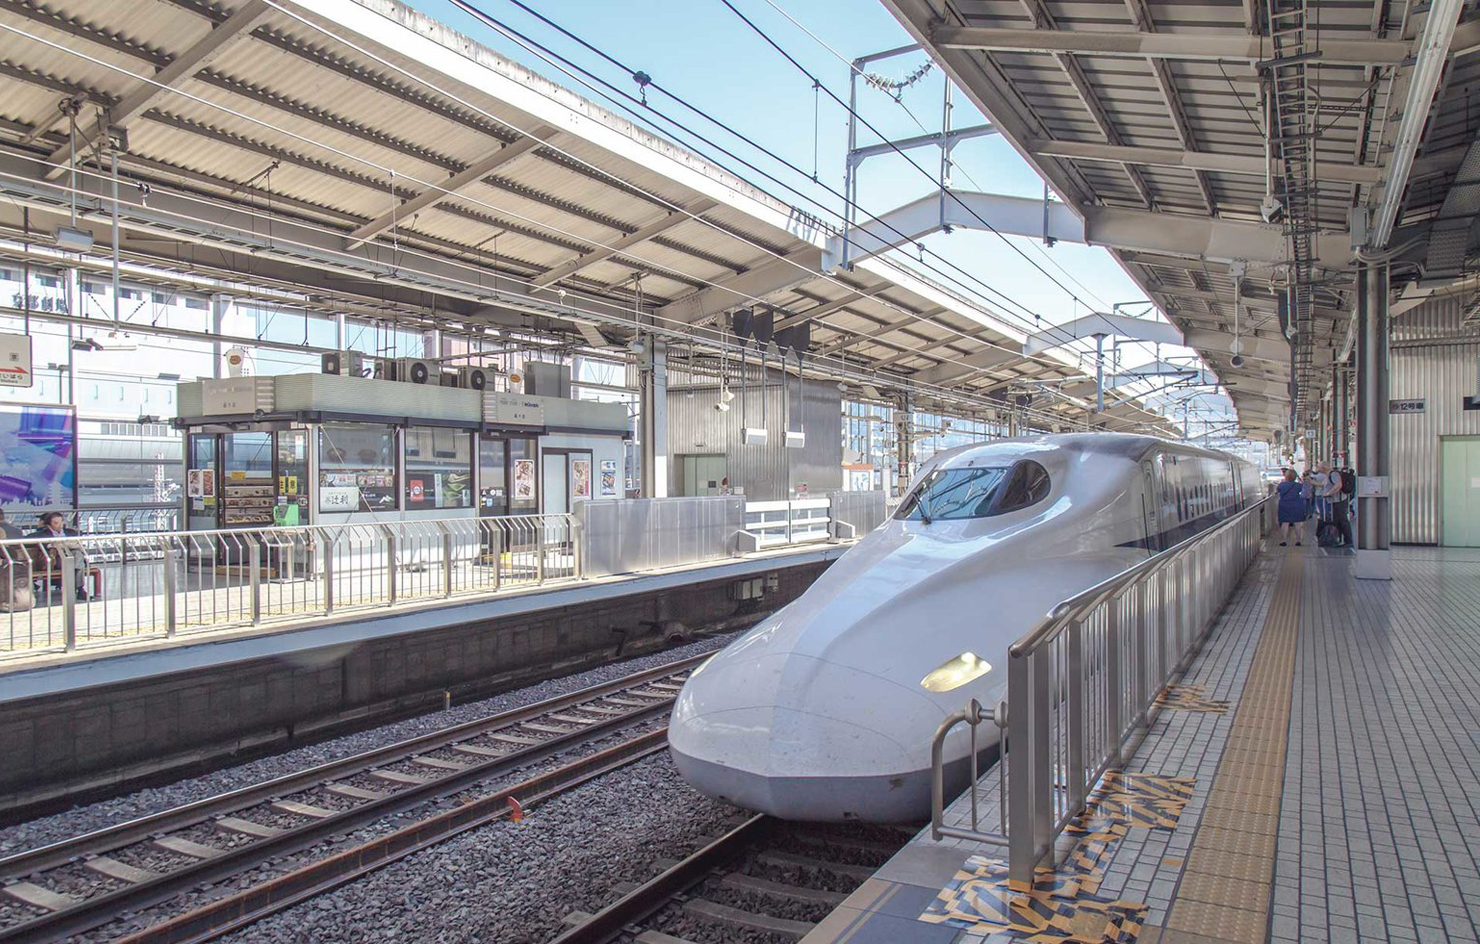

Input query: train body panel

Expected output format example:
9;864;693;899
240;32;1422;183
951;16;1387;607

669;433;1257;822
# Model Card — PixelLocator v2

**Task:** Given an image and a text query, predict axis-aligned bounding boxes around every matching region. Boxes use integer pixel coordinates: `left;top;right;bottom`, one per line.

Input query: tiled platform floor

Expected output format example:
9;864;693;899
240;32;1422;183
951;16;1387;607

803;543;1480;944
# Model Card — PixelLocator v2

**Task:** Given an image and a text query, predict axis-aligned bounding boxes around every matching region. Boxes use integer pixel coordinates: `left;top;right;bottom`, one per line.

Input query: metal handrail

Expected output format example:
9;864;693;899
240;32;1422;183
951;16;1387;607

929;495;1273;883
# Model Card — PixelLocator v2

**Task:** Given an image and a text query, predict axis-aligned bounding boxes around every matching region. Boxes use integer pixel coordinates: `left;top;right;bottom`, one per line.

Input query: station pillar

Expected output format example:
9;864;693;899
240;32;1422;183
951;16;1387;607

1354;262;1391;580
638;337;668;498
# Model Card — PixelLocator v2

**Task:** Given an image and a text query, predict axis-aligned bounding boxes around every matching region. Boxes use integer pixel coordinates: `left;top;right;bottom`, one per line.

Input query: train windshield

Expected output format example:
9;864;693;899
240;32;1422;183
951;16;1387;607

896;467;1009;521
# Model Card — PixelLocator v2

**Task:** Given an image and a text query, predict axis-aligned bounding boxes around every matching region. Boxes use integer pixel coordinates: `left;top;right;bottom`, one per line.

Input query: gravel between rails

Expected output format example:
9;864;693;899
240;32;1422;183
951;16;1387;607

0;633;739;857
216;751;746;944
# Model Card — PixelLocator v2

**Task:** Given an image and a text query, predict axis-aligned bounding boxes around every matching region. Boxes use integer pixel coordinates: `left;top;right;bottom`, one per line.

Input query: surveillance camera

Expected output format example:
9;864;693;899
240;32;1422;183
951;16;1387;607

1230;354;1246;368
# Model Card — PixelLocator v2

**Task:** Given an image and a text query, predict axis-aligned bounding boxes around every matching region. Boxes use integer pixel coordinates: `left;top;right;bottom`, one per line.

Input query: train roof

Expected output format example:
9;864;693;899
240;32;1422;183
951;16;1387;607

928;433;1246;470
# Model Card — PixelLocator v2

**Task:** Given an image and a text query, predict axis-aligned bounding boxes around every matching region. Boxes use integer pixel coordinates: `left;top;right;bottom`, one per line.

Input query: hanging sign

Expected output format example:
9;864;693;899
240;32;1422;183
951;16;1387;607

1388;398;1426;415
0;333;33;388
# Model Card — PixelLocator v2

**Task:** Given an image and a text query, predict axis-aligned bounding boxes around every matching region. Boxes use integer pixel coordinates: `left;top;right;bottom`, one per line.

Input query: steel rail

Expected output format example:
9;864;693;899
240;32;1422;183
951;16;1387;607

111;729;672;944
0;653;704;880
0;656;704;944
545;814;773;944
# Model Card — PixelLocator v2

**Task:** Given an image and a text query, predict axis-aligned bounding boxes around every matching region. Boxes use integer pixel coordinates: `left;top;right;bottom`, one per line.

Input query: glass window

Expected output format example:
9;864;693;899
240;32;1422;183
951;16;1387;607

318;424;397;513
896;466;1008;521
479;437;507;514
404;427;472;509
223;432;273;477
995;461;1051;514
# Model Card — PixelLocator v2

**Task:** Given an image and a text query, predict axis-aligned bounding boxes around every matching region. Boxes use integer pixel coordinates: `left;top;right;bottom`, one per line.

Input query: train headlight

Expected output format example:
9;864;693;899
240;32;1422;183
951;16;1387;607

919;652;993;692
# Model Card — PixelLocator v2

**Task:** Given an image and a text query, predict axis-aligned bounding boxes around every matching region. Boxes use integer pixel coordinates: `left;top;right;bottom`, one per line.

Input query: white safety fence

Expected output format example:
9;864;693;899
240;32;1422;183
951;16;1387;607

929;497;1276;884
1;492;892;660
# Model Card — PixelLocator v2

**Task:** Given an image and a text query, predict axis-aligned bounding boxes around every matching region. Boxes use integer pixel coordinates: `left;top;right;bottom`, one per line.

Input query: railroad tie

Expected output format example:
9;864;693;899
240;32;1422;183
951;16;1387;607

2;881;79;912
215;816;285;839
83;856;163;883
269;799;336;819
151;835;225;859
683;898;815;941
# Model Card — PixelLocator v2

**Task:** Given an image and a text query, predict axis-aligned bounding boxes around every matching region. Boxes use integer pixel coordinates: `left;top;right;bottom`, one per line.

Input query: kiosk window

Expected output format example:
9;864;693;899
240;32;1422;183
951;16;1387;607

404;427;472;509
318;424;397;513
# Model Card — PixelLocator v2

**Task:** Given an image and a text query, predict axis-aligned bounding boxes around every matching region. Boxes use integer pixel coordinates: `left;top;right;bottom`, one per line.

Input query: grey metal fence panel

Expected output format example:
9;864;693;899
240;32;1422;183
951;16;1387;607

826;490;888;535
578;497;744;578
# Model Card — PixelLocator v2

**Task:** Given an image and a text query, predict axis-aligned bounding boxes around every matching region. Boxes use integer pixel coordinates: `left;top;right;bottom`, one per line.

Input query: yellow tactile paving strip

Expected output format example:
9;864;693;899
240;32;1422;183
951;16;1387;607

1164;548;1304;944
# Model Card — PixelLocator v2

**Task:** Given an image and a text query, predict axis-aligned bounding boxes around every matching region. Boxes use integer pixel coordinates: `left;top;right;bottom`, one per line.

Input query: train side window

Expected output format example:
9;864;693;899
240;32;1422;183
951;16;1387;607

994;460;1052;514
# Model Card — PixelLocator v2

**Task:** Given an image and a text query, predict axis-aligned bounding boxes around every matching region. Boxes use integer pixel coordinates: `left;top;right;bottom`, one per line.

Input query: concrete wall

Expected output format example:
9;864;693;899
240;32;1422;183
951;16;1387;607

0;558;833;818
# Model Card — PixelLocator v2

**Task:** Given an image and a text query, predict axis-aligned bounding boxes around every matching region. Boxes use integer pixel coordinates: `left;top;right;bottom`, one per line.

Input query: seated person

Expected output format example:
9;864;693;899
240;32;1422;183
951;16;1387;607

28;511;91;601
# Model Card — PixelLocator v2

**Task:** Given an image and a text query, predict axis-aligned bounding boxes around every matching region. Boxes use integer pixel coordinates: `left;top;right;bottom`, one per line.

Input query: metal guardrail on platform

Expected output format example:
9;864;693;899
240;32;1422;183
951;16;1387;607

929;497;1275;884
0;492;892;660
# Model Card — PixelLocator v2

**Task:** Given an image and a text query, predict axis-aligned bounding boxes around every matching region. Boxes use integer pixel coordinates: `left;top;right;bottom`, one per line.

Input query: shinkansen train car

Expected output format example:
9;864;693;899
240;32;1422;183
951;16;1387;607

669;433;1259;822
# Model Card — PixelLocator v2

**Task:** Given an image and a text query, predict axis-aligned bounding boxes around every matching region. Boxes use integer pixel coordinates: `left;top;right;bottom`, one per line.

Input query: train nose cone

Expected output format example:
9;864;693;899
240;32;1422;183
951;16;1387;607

668;653;945;822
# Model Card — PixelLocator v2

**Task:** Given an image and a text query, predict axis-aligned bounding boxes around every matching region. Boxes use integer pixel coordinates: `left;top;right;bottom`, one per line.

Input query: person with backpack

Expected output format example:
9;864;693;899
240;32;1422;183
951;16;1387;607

1323;462;1355;548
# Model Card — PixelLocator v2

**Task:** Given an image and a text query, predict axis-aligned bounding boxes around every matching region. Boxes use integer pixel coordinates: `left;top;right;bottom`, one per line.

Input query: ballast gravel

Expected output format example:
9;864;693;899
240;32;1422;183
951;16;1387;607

0;632;738;857
212;751;747;944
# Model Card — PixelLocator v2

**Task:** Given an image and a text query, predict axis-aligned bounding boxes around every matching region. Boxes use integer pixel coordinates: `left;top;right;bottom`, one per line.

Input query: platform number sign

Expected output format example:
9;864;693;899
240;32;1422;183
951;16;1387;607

0;333;33;388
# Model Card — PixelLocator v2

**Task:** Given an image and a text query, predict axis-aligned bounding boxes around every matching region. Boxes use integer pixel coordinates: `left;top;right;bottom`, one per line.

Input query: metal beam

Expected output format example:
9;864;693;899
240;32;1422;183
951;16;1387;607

654;246;821;326
930;25;1411;64
915;347;1026;386
346;128;557;247
42;0;272;180
1024;311;1183;356
530;198;716;289
813;308;937;356
826;189;1351;267
850;124;997;163
1027;138;1386;184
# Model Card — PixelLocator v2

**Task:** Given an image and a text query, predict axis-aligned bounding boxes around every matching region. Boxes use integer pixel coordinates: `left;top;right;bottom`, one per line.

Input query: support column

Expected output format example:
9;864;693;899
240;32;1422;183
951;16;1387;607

894;393;913;494
1355;262;1391;580
210;294;230;379
638;337;668;498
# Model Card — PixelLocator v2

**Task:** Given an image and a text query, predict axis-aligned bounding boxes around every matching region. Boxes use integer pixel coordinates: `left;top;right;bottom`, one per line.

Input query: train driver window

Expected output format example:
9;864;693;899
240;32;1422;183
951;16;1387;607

896;466;1009;521
993;460;1052;514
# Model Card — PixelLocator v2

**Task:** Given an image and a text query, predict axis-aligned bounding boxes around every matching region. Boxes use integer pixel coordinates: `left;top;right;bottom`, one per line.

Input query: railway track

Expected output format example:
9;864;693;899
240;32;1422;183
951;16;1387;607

0;655;705;944
550;815;909;944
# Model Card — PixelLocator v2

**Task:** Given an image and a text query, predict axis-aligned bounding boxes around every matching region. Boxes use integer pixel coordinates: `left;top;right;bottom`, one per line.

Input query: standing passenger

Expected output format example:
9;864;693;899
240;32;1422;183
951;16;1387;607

1276;469;1305;547
1325;465;1355;548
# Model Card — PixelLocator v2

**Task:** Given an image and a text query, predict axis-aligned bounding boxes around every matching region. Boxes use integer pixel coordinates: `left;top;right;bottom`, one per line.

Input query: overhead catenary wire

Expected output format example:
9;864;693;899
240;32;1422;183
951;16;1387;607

442;0;1121;390
465;0;1087;353
0;16;1167;432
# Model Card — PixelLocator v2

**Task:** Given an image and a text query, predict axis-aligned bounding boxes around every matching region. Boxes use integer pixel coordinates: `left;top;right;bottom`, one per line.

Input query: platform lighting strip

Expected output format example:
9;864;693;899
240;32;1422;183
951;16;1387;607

0;23;1171;433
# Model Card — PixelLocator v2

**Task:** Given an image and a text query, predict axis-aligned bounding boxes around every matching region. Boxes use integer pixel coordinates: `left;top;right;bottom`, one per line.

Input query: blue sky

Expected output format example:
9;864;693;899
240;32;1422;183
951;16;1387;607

406;0;1229;422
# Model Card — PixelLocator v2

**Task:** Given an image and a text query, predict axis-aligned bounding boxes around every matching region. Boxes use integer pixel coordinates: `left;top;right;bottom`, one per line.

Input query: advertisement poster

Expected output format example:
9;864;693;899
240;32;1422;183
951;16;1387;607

0;404;75;509
600;459;617;497
320;486;359;511
572;460;591;499
513;459;536;501
188;469;204;499
408;478;426;504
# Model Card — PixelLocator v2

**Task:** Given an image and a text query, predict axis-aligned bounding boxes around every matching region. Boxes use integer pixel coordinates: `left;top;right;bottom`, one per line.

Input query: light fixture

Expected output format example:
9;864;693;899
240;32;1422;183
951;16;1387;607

53;225;93;252
721;386;735;403
920;652;994;693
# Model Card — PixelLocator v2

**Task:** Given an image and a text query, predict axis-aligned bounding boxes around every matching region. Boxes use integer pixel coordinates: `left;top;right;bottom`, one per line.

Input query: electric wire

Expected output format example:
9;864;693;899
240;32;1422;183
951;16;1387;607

0;15;1163;431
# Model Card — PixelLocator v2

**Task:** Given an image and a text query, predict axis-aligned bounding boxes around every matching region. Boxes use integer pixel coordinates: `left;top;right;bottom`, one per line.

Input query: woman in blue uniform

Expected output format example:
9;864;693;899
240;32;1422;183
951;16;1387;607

1276;468;1305;547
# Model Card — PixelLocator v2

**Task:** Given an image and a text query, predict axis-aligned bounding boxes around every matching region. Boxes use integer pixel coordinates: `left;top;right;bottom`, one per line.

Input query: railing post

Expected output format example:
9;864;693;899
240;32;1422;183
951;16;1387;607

1007;651;1035;886
535;518;546;584
384;526;398;606
247;535;262;625
1066;622;1086;817
572;517;584;580
490;525;502;592
1106;591;1123;765
441;525;454;598
163;545;177;637
60;551;77;651
323;535;336;615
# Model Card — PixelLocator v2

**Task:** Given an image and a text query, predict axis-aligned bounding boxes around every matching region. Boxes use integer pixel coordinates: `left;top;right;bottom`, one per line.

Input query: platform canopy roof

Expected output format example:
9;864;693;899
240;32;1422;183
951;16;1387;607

883;0;1480;436
0;0;1182;435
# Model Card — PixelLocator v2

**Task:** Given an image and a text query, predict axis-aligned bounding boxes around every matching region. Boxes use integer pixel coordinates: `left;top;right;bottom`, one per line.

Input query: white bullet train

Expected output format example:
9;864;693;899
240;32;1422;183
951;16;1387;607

669;433;1260;822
